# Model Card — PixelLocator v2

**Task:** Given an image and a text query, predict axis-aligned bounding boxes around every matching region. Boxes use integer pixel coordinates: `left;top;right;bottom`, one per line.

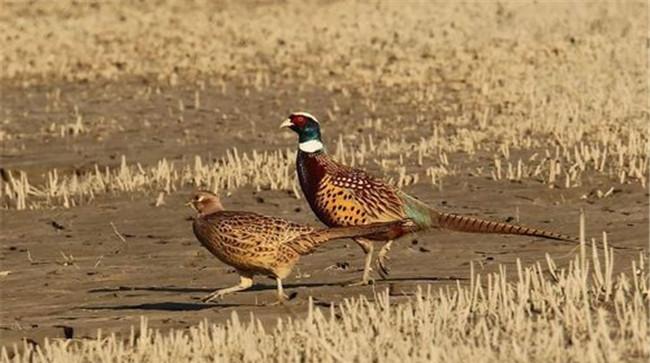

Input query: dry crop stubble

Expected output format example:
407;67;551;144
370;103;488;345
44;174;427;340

2;228;648;362
1;1;647;209
0;1;648;361
2;128;647;209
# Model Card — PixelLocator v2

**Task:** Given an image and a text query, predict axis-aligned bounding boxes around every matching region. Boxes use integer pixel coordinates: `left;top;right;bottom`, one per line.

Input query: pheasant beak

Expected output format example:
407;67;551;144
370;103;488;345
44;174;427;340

279;118;292;129
185;201;195;209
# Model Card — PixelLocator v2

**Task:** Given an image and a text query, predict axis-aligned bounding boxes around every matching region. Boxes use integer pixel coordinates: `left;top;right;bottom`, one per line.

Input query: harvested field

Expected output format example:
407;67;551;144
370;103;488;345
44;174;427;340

0;1;648;362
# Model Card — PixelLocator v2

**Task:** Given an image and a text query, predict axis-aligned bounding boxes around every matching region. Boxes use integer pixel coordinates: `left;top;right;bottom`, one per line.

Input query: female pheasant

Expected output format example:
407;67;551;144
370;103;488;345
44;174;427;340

187;190;412;303
281;112;580;285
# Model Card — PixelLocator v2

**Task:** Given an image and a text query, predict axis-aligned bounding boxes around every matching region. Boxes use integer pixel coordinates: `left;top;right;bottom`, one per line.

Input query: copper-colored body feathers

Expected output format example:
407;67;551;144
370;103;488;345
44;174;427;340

298;152;407;231
298;151;576;242
283;112;582;283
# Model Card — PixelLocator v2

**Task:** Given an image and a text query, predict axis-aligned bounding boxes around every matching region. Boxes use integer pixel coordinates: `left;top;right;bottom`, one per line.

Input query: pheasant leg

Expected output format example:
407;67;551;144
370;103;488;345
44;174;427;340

264;278;291;306
276;278;290;300
377;240;394;279
346;238;374;286
201;275;253;303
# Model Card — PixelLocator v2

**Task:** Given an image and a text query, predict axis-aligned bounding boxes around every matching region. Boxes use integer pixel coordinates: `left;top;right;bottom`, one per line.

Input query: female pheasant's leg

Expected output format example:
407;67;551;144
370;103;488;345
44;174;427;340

377;240;394;279
264;278;290;306
346;238;374;286
276;278;289;302
201;275;253;303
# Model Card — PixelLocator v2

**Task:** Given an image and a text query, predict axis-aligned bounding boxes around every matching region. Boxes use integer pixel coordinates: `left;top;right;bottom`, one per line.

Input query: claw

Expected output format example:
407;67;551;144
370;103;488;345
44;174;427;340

376;240;393;280
377;255;391;279
266;293;290;306
201;292;223;303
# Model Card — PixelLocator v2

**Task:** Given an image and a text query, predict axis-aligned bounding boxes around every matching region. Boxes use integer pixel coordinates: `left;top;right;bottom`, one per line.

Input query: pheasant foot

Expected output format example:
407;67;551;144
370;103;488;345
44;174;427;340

201;275;253;303
377;240;394;279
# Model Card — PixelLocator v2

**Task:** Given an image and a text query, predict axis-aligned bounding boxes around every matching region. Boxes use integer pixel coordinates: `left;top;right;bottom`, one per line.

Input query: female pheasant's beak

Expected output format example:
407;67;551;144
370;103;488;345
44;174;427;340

279;118;293;129
187;192;224;216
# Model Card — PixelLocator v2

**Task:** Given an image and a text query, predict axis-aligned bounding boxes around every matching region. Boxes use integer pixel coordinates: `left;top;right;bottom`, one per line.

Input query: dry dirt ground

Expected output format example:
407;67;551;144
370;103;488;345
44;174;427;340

1;80;647;348
0;1;648;357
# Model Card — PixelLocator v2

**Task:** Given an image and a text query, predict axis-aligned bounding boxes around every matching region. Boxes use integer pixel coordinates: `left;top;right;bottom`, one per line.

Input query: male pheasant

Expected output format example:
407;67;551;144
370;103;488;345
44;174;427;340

281;112;580;285
187;190;412;302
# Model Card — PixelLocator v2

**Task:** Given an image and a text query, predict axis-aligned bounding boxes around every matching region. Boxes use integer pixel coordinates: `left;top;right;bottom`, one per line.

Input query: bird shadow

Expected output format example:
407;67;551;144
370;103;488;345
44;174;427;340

88;280;346;295
82;301;242;312
89;286;213;294
88;276;465;297
81;276;467;312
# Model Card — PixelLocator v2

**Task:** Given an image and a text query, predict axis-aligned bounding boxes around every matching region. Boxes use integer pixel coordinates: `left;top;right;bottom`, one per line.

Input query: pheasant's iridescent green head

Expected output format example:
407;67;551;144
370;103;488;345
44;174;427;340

280;112;324;153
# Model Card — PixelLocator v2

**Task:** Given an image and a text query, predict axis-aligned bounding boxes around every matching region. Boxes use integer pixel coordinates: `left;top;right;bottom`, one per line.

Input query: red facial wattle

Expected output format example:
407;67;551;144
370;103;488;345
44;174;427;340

291;115;307;128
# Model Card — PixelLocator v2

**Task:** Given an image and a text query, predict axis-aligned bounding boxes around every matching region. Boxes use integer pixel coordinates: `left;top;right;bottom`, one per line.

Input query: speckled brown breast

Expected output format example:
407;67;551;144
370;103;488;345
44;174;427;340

298;151;408;235
192;211;313;276
314;174;405;226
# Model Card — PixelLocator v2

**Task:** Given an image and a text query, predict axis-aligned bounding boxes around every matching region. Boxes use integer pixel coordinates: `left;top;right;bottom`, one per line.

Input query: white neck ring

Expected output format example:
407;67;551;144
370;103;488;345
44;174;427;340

299;140;324;153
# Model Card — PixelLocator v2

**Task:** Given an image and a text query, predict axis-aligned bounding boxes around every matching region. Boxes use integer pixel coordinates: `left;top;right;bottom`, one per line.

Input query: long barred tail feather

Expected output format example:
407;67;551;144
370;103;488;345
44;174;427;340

400;193;634;250
435;211;577;242
431;210;635;250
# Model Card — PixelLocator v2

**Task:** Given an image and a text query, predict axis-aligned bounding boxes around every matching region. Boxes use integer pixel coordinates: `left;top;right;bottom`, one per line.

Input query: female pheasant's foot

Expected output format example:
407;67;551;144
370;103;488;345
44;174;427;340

377;240;394;279
201;290;226;303
265;293;290;306
265;277;291;306
201;275;253;303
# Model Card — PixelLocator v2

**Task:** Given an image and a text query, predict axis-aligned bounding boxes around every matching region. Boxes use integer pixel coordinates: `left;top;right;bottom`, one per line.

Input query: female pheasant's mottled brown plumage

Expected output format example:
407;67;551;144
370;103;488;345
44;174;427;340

188;191;411;302
281;112;580;285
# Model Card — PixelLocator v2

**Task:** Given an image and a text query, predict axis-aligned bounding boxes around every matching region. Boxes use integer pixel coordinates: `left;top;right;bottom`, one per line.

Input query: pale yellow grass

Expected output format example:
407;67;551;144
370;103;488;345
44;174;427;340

2;234;648;362
2;126;647;209
0;2;648;359
0;1;647;209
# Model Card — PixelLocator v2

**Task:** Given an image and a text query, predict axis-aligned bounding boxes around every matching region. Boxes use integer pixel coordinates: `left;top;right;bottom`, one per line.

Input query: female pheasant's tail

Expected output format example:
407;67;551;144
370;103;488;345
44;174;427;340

288;220;416;255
